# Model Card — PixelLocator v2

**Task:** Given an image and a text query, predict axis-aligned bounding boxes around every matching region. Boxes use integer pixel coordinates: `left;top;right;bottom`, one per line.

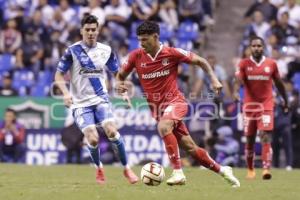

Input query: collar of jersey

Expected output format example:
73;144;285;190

146;43;163;61
250;55;266;66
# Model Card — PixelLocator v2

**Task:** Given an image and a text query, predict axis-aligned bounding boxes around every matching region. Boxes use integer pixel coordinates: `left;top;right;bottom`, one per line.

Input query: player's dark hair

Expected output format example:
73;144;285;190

81;14;99;27
136;21;160;36
250;36;265;46
6;108;16;115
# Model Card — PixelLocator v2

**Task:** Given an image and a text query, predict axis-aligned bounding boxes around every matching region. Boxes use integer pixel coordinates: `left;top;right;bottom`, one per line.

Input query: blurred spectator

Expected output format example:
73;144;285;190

37;0;54;27
192;54;231;100
206;126;239;167
49;9;69;43
0;71;18;96
130;0;159;21
178;0;203;22
277;0;300;28
58;0;77;30
271;12;299;47
104;0;131;47
265;33;280;56
0;18;22;54
44;30;66;70
22;9;50;43
271;48;288;78
15;28;44;72
0;108;25;163
158;0;179;30
243;10;271;41
244;0;278;24
273;90;293;170
61;122;84;164
270;0;285;8
290;89;300;167
79;0;105;27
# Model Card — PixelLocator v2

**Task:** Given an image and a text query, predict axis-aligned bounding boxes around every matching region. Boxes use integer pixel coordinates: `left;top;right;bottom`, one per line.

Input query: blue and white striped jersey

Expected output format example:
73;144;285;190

57;41;119;109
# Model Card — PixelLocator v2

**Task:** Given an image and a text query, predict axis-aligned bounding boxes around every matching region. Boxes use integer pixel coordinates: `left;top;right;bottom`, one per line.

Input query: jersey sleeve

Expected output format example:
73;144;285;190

171;47;193;64
272;61;280;79
122;51;136;73
235;60;246;80
105;52;119;73
57;47;73;73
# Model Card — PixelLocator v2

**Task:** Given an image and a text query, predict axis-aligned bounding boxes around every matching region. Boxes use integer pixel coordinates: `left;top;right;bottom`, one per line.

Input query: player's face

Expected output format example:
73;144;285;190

137;33;158;53
250;39;264;58
81;23;99;47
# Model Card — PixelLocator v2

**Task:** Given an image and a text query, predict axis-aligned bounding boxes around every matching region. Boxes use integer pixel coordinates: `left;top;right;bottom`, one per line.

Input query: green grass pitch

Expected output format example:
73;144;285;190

0;164;299;200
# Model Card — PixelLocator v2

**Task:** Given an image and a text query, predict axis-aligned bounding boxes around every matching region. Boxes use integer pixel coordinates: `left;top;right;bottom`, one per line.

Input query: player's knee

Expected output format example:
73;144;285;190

83;127;99;146
157;121;173;136
259;132;271;143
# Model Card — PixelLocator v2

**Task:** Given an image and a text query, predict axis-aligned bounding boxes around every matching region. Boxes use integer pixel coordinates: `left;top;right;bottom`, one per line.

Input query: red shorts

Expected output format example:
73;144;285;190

156;102;189;140
243;110;274;136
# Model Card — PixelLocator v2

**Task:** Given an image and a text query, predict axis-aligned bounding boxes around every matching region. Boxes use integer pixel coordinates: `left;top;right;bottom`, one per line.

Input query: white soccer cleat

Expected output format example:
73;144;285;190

166;170;186;186
221;166;240;188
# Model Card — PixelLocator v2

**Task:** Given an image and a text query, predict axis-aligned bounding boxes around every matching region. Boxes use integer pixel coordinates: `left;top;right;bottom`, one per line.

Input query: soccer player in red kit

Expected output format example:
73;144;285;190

116;21;240;187
234;36;288;180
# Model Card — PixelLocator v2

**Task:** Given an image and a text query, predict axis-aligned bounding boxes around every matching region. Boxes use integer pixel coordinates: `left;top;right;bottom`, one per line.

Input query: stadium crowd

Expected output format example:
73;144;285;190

0;0;300;168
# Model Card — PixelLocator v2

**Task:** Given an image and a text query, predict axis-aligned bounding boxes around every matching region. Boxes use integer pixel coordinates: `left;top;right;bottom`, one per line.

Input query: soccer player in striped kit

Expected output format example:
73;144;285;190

54;15;138;185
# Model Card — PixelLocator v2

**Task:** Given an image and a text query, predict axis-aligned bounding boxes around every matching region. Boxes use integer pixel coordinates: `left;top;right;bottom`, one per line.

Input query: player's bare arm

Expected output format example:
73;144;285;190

54;71;73;107
190;54;223;94
233;78;242;101
115;69;130;94
273;77;289;113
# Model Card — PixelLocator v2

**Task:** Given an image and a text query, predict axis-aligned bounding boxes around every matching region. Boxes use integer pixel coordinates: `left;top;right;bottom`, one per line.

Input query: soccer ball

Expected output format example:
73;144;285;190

140;162;165;186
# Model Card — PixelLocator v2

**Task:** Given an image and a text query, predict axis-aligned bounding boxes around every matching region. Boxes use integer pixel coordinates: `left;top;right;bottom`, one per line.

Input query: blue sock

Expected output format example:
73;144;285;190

110;133;128;166
87;144;101;168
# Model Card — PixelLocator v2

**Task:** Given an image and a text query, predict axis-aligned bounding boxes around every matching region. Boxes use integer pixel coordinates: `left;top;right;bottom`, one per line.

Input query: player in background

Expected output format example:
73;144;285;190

116;21;240;187
54;14;138;185
234;36;288;180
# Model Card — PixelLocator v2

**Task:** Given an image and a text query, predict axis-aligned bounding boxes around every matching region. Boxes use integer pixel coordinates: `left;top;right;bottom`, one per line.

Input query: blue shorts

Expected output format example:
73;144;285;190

72;103;115;132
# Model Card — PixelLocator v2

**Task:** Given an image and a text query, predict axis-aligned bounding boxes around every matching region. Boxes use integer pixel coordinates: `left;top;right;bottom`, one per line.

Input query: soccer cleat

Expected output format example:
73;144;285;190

221;166;241;188
96;168;106;185
123;168;139;184
166;170;186;186
246;169;256;179
262;169;272;180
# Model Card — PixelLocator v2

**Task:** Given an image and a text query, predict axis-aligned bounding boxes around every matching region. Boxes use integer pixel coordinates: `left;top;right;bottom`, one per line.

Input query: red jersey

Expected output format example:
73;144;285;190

236;56;280;110
122;45;193;110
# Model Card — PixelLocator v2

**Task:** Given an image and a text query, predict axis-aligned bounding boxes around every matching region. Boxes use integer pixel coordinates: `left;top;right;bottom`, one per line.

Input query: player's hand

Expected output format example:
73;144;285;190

233;92;240;102
63;94;73;108
211;78;223;95
115;81;128;95
283;102;289;114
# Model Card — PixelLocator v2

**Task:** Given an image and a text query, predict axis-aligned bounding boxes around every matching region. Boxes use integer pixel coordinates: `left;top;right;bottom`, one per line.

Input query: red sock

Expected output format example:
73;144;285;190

262;143;272;170
162;134;181;169
245;143;255;170
191;148;220;173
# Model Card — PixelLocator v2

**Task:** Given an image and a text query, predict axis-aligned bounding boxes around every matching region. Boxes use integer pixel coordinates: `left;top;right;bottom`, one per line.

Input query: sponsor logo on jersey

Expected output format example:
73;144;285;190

247;75;269;80
247;67;253;71
162;58;169;66
79;68;104;77
142;70;170;79
264;66;270;73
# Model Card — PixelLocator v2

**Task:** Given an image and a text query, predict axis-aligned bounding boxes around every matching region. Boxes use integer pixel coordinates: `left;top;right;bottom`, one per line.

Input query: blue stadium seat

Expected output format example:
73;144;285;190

173;39;194;51
159;22;174;40
129;38;139;51
38;70;53;85
31;84;50;97
130;21;142;38
12;69;34;89
177;21;199;41
0;53;13;72
292;72;300;91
